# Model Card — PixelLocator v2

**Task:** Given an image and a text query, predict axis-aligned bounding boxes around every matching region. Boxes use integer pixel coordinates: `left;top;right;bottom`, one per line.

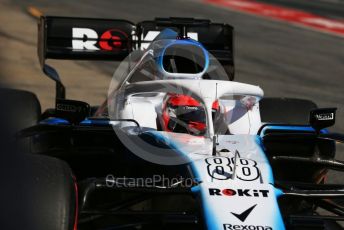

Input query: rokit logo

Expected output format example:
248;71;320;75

209;188;269;198
315;113;334;121
72;28;199;51
72;28;128;51
223;224;272;230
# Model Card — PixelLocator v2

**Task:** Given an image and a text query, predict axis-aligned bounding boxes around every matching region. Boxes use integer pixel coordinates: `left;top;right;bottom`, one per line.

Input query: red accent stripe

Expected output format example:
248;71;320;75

188;121;206;131
206;0;344;37
72;176;79;230
212;100;219;110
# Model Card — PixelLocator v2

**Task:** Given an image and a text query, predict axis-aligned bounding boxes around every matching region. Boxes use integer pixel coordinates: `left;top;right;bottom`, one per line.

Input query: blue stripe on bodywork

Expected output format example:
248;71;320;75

246;136;285;229
260;125;328;137
40;118;111;126
39;117;70;125
79;119;111;126
255;135;275;184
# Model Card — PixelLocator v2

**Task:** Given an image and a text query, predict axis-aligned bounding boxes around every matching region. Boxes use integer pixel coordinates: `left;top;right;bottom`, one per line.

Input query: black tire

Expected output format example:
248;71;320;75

24;155;77;230
260;97;317;124
0;88;41;133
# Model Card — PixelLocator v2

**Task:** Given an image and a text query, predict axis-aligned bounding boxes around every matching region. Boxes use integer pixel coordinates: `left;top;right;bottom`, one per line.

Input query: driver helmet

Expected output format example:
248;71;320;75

161;94;219;136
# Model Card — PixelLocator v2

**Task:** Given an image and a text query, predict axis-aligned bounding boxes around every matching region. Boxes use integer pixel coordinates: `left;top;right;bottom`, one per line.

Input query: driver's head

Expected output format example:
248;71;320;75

161;94;219;136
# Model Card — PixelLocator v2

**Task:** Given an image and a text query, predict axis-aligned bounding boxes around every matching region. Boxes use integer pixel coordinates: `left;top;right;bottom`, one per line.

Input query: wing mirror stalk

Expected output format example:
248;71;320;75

43;64;66;100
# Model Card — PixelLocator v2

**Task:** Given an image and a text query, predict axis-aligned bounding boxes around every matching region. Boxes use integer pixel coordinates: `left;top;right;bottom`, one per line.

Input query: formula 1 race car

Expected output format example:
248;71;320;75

4;17;344;230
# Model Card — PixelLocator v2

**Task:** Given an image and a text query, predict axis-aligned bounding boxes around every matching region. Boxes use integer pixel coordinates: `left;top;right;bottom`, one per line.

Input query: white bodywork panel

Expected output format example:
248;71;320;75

120;99;158;130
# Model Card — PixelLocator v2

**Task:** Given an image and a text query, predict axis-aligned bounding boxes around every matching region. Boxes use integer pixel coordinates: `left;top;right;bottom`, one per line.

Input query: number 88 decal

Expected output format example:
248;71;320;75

206;157;259;181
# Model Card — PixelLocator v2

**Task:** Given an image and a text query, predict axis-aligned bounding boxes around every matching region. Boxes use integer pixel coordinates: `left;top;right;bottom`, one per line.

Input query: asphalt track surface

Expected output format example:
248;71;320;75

255;0;344;19
0;0;343;224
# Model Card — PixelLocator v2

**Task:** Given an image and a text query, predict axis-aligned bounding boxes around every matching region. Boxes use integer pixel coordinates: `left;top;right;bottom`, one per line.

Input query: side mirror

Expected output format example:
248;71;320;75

55;99;91;124
309;108;337;133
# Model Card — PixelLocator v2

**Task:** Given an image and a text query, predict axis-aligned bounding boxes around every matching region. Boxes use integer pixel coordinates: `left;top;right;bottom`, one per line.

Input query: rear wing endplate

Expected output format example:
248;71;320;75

38;16;235;100
38;16;135;67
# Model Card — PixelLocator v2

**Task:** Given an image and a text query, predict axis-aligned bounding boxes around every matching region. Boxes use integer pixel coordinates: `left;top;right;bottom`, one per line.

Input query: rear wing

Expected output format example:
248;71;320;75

38;16;235;99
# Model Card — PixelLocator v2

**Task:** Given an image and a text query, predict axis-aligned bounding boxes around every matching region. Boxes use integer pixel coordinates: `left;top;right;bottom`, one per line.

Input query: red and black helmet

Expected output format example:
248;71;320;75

161;94;219;136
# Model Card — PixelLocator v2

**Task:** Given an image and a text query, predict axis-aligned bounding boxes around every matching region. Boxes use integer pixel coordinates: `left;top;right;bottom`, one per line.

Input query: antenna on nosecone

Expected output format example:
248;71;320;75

215;83;219;145
212;83;219;156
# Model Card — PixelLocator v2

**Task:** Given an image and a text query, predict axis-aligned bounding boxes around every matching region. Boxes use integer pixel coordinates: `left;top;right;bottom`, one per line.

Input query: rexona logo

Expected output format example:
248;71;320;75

72;28;127;51
209;188;269;198
315;113;334;121
223;224;272;230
